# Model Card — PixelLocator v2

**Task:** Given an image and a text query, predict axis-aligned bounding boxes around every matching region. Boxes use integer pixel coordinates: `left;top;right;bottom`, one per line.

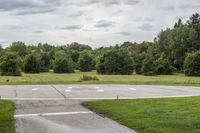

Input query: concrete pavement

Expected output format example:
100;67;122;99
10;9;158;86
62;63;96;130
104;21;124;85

1;84;200;133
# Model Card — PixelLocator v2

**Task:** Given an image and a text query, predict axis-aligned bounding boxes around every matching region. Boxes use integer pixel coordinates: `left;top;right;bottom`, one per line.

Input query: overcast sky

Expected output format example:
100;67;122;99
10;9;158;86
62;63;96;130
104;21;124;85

0;0;200;48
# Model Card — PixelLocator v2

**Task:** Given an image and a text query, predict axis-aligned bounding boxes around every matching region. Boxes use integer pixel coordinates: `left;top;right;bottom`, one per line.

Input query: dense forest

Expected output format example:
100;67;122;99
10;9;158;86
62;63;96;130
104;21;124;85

0;13;200;76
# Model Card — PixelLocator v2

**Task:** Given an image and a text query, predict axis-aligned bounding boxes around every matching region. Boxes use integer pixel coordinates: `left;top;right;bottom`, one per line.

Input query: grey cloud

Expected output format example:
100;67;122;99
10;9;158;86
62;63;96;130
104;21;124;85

180;4;200;9
103;0;120;6
59;25;83;30
116;32;131;36
32;30;44;34
138;23;153;31
79;0;139;6
161;5;175;11
94;20;116;28
68;11;84;17
135;17;154;22
0;0;62;15
124;0;139;5
14;8;55;15
0;25;23;30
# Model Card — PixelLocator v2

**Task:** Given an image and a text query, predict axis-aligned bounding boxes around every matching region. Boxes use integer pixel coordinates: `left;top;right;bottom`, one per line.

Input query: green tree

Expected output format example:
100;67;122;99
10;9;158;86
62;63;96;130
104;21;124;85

24;54;41;73
142;58;156;76
155;53;174;75
53;51;74;73
141;47;157;76
67;42;92;51
78;50;93;72
9;41;27;57
133;53;145;74
97;49;133;75
0;52;22;76
40;52;50;72
184;51;200;76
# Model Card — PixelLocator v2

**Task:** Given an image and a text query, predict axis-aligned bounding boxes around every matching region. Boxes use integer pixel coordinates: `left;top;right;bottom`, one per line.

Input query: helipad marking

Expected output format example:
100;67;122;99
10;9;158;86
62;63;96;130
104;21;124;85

14;111;93;118
32;88;39;91
129;88;136;91
65;90;71;92
97;89;104;92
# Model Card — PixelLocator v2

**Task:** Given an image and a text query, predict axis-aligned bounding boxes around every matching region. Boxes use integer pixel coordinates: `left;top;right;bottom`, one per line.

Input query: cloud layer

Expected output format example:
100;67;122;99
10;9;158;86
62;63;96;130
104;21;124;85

0;0;200;47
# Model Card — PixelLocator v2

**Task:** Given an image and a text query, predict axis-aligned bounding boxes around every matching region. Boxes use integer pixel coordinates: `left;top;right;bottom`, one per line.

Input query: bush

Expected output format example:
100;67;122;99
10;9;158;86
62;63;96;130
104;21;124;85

0;52;22;76
142;57;156;76
78;50;93;72
155;53;174;75
24;54;41;73
97;49;133;75
184;51;200;76
53;52;74;73
133;53;145;74
40;52;50;72
79;75;99;81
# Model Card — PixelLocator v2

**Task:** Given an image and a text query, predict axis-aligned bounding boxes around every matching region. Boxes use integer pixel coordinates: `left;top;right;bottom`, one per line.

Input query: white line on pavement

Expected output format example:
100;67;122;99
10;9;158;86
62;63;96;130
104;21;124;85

97;89;104;92
68;87;73;89
32;88;39;91
65;90;71;92
14;111;93;118
129;88;136;91
94;86;100;89
2;94;200;101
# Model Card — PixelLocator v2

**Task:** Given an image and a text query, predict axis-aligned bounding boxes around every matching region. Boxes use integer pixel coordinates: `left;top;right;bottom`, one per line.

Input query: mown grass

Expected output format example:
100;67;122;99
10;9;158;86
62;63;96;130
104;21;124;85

0;100;15;133
83;96;200;133
0;71;199;86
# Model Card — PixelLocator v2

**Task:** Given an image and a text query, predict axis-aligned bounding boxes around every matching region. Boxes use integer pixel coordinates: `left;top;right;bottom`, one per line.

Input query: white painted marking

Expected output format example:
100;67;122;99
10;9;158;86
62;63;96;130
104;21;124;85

32;88;39;91
68;95;200;100
2;98;65;101
68;87;73;89
94;86;100;89
129;88;136;91
2;94;200;101
65;90;71;92
97;89;104;92
14;111;93;118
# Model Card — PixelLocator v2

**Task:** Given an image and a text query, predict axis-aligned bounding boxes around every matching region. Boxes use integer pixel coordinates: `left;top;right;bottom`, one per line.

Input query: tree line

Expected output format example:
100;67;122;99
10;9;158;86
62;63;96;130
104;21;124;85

0;13;200;76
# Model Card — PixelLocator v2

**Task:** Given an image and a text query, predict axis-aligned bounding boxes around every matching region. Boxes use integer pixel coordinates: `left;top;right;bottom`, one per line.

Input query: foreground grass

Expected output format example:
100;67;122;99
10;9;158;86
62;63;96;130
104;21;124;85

0;71;200;86
83;96;200;133
0;100;15;133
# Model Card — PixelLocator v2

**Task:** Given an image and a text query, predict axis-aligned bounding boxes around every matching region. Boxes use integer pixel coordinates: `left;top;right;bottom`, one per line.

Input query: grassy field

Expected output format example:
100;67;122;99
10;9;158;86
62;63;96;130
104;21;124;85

0;71;199;86
0;100;15;133
83;96;200;133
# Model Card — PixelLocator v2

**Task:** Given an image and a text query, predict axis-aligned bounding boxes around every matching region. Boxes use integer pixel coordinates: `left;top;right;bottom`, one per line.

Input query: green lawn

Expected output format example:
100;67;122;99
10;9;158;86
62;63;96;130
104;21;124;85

0;100;15;133
0;71;200;86
83;96;200;133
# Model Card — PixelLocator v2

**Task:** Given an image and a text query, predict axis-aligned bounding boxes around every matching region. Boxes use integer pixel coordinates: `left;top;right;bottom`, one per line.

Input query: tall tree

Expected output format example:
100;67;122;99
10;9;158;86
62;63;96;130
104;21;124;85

78;50;93;72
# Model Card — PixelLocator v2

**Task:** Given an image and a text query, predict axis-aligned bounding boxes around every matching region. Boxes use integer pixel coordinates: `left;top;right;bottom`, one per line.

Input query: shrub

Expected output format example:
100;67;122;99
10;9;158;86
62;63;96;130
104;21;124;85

53;52;74;73
184;51;200;76
0;52;22;76
142;57;156;76
78;50;93;72
155;53;174;75
24;54;41;73
133;53;145;74
97;49;133;75
79;75;99;81
40;52;50;72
